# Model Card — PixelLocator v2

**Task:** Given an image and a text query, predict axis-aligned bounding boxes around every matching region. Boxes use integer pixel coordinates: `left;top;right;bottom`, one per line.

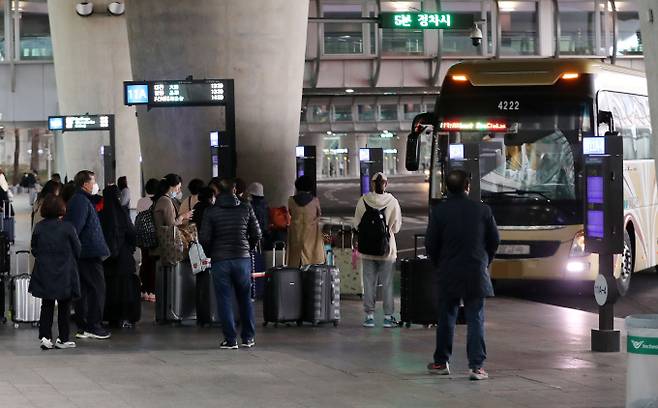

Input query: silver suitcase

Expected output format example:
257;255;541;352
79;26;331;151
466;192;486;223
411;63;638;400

11;250;41;328
155;261;196;323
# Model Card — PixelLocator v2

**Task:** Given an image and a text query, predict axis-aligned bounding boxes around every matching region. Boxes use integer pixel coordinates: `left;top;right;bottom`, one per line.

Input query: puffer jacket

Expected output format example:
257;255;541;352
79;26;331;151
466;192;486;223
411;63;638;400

64;189;110;260
199;193;262;262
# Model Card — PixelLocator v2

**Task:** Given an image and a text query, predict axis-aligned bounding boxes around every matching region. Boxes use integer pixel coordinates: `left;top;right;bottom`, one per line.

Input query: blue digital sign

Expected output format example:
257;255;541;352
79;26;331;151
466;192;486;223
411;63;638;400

587;176;604;204
48;117;64;130
587;210;604;239
125;84;149;105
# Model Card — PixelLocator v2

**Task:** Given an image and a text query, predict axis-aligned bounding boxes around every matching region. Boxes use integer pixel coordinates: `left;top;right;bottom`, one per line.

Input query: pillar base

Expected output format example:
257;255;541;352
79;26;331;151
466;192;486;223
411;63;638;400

591;329;620;352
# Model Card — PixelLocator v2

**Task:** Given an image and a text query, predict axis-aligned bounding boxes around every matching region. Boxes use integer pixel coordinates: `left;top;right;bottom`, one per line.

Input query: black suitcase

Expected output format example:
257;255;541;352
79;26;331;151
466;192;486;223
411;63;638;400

400;235;439;328
263;243;303;326
301;264;340;327
196;270;220;326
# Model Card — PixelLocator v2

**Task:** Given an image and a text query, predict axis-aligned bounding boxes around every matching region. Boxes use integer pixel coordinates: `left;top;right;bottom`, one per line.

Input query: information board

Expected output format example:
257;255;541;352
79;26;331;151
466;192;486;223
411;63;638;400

124;79;231;107
378;12;473;30
48;115;112;131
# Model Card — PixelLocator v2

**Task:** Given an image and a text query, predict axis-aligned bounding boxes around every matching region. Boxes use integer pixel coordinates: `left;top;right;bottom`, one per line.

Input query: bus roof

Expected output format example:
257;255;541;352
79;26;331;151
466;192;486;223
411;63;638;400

446;58;645;87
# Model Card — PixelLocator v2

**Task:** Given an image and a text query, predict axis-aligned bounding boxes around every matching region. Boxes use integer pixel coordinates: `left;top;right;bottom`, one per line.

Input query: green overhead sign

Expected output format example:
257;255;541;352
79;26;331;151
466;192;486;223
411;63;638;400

378;12;474;30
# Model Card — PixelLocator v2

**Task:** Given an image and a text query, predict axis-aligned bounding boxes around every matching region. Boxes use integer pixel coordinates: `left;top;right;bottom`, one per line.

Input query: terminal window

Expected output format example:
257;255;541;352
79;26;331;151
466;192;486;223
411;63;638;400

19;7;52;61
323;4;364;55
499;1;539;56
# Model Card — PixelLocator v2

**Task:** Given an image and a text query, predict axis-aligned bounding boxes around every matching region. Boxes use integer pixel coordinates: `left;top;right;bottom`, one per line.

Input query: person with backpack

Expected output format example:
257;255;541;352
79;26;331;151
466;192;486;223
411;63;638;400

353;172;402;328
135;178;160;302
287;175;324;267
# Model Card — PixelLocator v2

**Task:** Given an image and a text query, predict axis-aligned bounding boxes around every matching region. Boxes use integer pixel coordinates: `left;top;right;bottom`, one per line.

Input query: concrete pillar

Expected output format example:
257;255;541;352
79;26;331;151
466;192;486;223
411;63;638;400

347;134;369;177
126;0;309;206
639;0;658;179
394;135;408;175
48;0;142;205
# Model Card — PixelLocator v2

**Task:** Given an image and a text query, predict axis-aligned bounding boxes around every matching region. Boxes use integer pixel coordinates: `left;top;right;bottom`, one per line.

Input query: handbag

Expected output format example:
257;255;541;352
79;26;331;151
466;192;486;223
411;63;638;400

189;241;211;274
157;225;185;266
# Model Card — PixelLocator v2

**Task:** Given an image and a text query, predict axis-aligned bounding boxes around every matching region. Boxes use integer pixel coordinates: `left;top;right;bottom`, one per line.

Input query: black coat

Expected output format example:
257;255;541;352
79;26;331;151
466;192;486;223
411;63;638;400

199;193;262;262
425;192;500;299
29;219;81;300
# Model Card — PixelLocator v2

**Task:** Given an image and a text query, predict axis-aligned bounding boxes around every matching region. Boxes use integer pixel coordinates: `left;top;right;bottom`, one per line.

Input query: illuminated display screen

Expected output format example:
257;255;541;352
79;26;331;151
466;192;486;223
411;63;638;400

440;121;507;131
48;115;111;131
210;131;219;148
587;176;604;204
359;149;370;162
587;210;604;239
296;146;305;158
151;80;226;106
449;144;465;160
379;12;473;30
125;83;148;105
583;137;605;155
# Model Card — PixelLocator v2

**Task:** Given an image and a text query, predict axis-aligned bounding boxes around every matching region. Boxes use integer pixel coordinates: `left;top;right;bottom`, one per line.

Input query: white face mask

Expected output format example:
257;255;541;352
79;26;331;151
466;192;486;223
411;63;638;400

91;183;100;195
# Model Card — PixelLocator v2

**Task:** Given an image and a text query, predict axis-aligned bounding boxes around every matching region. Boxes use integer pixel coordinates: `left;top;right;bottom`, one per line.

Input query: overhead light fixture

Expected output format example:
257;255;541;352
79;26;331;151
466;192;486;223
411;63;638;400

345;88;355;93
75;2;94;17
107;2;125;16
326;131;332;135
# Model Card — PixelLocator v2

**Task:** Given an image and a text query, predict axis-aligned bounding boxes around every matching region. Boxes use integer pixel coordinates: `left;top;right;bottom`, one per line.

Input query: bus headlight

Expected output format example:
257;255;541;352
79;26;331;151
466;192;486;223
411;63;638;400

569;230;589;258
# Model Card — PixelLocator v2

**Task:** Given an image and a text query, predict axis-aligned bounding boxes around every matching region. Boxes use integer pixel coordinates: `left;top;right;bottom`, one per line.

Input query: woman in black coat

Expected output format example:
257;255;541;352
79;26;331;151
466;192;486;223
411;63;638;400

100;185;140;328
30;194;81;350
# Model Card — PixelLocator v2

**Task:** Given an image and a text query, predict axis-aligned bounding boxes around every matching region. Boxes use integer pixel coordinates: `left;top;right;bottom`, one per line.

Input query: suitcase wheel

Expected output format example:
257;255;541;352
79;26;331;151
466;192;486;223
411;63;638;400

13;323;19;329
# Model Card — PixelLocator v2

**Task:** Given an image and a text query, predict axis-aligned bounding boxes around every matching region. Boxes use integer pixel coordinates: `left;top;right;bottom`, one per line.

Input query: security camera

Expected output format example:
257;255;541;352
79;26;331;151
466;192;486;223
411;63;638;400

470;24;483;47
107;2;125;16
75;2;94;17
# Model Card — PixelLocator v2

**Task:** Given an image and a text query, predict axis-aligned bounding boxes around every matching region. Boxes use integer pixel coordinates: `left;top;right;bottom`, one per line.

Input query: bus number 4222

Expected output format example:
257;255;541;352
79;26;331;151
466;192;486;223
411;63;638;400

498;101;519;111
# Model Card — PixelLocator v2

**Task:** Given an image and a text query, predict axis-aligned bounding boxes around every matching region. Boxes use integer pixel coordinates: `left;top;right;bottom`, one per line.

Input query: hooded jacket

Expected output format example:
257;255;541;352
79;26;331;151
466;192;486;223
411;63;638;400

353;192;402;261
199;193;261;261
64;188;110;259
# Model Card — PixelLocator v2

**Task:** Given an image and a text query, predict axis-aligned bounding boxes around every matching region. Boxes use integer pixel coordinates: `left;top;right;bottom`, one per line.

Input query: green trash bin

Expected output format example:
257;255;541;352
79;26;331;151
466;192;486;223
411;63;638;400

626;314;658;408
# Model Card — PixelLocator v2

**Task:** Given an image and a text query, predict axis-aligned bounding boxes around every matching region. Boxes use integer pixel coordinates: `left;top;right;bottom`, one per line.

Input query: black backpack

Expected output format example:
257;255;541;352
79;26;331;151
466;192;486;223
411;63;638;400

357;202;390;256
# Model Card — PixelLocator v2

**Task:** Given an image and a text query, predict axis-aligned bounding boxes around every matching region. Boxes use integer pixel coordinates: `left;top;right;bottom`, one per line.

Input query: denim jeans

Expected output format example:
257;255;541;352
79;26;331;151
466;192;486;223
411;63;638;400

361;259;394;316
211;258;255;343
434;297;486;370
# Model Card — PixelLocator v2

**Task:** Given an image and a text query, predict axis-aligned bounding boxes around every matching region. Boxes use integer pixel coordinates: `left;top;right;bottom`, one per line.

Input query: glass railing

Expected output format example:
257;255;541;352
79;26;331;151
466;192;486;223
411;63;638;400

20;36;53;60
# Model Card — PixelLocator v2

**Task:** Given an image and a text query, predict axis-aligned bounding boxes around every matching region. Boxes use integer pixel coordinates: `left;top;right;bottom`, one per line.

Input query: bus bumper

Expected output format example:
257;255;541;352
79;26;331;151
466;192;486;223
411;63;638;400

491;247;599;281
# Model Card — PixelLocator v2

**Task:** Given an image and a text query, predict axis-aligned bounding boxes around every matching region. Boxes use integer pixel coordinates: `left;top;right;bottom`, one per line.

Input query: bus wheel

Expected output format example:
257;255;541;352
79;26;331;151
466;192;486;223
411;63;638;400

616;231;633;296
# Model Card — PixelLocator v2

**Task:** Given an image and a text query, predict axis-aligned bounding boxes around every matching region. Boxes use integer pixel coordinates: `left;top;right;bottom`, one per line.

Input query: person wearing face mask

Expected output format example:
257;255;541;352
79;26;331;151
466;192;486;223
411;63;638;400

153;174;193;233
64;170;112;340
191;187;215;227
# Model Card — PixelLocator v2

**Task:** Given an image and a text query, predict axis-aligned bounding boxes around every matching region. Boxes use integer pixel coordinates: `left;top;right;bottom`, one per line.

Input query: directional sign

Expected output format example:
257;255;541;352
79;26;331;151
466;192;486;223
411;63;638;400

123;79;232;107
48;115;112;132
378;12;474;30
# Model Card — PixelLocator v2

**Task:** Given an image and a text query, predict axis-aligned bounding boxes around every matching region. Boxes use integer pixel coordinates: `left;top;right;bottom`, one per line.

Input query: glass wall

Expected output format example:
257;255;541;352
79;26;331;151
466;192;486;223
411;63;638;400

616;1;641;55
380;1;423;55
559;0;595;55
20;11;52;60
0;0;4;61
334;105;353;121
499;1;539;55
323;3;364;54
441;1;489;56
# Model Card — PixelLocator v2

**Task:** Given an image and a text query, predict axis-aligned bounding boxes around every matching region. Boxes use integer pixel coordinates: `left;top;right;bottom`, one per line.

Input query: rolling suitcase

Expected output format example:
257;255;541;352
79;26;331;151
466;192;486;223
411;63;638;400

195;270;221;326
1;201;14;244
327;224;363;298
400;235;439;328
155;261;196;323
263;244;303;327
301;264;340;327
11;250;41;328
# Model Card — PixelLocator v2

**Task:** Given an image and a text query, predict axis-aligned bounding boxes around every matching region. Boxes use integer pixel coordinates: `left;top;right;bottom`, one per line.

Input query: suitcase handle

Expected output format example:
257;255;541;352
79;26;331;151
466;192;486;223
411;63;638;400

15;250;31;275
413;235;425;258
272;241;286;267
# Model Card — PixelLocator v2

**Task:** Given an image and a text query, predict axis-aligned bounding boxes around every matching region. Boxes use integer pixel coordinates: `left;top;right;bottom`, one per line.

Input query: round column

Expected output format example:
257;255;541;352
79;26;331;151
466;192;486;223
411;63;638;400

126;0;309;206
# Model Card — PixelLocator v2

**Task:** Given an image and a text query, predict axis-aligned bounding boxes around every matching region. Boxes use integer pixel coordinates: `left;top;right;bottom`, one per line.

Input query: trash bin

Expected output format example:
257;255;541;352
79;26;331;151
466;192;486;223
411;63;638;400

625;314;658;408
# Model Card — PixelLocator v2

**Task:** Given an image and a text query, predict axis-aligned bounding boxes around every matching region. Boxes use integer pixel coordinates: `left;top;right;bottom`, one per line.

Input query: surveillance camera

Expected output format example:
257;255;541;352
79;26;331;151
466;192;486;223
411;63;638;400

470;24;483;47
75;2;94;17
107;2;125;16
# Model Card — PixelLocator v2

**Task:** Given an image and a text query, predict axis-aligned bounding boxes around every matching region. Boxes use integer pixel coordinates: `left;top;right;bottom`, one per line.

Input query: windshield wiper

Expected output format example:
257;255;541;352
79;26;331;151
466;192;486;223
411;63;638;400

485;190;552;202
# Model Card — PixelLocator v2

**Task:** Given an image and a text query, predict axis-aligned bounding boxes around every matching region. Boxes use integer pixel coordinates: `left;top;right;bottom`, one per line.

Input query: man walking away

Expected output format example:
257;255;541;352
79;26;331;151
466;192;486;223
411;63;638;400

200;179;261;350
425;170;499;380
65;170;111;340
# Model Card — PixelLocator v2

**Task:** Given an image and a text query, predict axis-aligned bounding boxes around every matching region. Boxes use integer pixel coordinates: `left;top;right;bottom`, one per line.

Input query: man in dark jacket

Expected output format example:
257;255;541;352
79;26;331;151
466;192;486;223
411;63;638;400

200;178;261;350
64;170;111;340
425;170;500;380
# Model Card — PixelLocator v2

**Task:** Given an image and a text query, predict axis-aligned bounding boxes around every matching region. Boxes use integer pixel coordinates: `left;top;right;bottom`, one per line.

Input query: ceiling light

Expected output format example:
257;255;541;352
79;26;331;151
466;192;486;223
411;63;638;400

75;2;94;17
345;88;355;93
107;2;125;16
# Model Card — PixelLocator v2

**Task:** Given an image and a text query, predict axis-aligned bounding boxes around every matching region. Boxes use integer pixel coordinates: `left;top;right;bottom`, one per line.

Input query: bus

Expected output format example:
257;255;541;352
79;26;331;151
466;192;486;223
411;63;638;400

407;59;656;295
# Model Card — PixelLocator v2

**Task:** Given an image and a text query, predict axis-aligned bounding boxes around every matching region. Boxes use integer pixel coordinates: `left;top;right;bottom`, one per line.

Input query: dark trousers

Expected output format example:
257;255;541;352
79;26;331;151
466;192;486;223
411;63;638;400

39;298;72;342
75;258;105;331
434;297;486;370
139;248;157;294
211;258;255;343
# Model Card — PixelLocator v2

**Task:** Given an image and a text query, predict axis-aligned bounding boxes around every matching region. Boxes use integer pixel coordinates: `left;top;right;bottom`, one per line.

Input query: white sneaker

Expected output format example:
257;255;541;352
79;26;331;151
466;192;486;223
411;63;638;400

40;337;54;350
469;368;489;381
55;339;77;349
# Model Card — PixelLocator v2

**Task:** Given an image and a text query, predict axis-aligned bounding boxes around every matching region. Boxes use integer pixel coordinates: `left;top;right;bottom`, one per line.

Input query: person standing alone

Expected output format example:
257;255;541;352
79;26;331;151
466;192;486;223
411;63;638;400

65;170;111;340
425;170;499;380
353;172;401;328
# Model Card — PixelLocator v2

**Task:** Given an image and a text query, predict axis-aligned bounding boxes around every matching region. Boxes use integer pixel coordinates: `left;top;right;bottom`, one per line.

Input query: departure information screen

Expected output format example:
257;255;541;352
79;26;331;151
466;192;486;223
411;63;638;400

378;12;473;30
48;115;111;131
124;79;231;107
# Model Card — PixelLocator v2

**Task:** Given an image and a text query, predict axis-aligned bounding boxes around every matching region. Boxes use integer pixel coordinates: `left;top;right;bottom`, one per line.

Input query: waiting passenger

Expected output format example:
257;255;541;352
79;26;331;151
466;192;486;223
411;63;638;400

246;182;270;249
30;194;81;350
117;176;131;210
153;174;193;232
199;178;261;349
235;178;247;203
32;180;62;230
287;175;324;267
136;178;159;214
61;181;77;204
425;170;500;381
192;187;215;227
180;178;205;216
353;172;402;328
136;178;160;302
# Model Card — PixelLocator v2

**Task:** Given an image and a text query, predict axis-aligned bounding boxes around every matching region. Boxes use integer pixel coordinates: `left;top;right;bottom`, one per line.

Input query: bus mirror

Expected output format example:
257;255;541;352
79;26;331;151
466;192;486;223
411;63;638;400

604;131;619;137
406;132;421;171
597;110;614;131
412;112;436;132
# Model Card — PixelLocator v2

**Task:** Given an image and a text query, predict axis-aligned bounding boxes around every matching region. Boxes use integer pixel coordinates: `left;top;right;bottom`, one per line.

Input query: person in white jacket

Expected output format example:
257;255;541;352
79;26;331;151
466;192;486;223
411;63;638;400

353;172;402;328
